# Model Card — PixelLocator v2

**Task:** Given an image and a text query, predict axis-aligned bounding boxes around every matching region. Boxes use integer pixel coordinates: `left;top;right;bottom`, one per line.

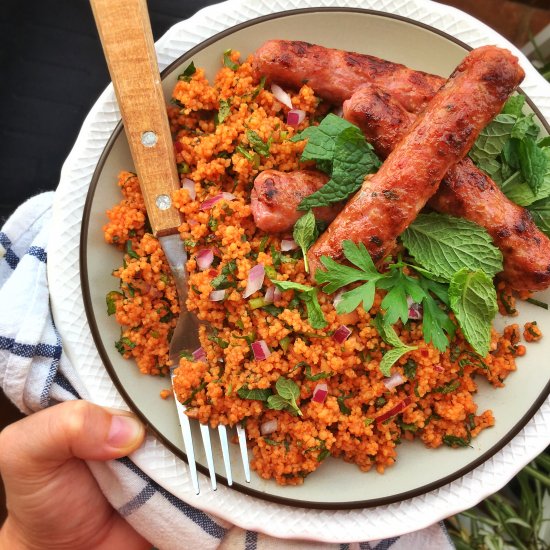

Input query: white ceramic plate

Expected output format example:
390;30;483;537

50;0;550;542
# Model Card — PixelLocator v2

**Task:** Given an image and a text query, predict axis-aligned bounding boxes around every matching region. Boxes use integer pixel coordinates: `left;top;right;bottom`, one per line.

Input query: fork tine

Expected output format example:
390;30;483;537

199;423;217;490
171;391;200;494
217;424;233;486
237;423;251;482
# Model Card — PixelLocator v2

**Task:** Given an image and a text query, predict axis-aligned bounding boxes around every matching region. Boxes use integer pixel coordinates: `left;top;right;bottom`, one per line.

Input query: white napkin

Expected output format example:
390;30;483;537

0;192;454;549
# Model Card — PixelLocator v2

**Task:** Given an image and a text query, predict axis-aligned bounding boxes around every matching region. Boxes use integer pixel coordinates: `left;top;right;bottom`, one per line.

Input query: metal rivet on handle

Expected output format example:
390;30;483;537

141;131;158;147
156;194;171;210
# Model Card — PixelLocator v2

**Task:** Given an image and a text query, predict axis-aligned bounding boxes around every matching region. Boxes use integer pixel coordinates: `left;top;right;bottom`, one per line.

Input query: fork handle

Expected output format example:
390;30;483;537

90;0;181;237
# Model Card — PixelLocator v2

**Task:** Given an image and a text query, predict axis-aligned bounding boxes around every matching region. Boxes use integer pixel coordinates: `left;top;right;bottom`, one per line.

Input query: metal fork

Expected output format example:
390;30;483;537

90;0;250;494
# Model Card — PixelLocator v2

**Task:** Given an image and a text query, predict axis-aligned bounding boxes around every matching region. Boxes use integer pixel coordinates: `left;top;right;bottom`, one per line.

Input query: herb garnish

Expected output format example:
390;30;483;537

267;377;302;416
217;98;231;124
270;280;327;329
177;61;196;82
291;114;380;208
293;210;318;273
222;49;239;71
373;315;418;376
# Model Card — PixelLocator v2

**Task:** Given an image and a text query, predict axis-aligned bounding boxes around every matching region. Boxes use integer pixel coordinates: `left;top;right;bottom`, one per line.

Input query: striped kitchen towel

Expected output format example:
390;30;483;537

0;192;454;550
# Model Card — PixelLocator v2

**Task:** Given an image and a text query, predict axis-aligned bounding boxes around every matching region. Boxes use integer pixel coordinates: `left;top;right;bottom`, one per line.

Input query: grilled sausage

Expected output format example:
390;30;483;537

344;84;550;291
307;46;525;276
251;169;342;233
252;39;444;113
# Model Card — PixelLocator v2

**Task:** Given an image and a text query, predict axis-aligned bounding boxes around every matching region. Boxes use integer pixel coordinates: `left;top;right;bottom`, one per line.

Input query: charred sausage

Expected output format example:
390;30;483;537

344;84;550;291
252;39;444;113
251;169;342;233
307;46;525;276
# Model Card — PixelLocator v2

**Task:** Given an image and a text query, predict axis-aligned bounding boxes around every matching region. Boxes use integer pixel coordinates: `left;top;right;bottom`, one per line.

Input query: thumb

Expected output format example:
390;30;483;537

0;400;145;477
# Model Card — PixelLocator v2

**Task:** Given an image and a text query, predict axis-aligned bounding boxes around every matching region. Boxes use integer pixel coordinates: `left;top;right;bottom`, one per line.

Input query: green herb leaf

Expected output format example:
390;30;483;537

106;290;123;315
223;49;239;70
177;61;196;82
442;434;472;448
373;315;418;376
527;197;550;237
218;98;231;124
267;377;302;416
401;213;503;281
125;240;140;260
246;130;271;157
271;280;327;329
518;138;548;195
293;210;318;273
298;126;380;209
237;385;272;401
251;75;266;99
448;269;498;357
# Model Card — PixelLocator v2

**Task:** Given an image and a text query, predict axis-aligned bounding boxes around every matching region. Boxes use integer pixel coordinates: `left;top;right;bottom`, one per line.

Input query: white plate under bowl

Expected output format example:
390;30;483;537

50;0;550;542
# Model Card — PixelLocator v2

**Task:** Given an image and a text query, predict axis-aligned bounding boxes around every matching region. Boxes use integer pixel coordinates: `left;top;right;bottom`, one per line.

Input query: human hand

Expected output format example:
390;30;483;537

0;400;150;549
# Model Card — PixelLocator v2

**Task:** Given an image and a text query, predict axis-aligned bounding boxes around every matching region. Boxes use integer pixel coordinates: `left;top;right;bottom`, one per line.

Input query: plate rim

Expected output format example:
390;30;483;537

79;5;550;512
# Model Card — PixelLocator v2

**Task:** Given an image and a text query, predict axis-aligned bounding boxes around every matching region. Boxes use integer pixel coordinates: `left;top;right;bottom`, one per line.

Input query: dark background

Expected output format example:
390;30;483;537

1;0;549;527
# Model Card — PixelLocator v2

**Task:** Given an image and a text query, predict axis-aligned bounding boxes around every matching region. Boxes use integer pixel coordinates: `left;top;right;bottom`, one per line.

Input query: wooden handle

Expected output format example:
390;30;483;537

90;0;181;236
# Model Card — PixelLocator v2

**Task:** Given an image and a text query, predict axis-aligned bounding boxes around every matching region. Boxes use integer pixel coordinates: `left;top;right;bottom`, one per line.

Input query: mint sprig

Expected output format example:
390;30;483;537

448;269;498;357
267;377;302;416
293;210;318;273
291;114;380;208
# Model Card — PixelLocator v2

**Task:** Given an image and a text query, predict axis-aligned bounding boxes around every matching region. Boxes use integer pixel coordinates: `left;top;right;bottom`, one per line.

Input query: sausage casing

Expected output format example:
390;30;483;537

251;170;342;233
307;46;525;276
344;84;550;291
252;39;444;113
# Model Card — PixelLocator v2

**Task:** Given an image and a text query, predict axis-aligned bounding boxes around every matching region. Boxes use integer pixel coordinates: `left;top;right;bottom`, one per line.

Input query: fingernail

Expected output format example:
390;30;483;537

107;414;144;448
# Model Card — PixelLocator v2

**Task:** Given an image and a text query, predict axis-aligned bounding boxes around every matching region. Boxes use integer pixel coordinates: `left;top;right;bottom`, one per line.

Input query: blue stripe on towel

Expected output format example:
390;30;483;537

52;370;80;398
244;530;257;550
117;456;228;540
28;246;47;263
118;483;156;516
0;231;19;270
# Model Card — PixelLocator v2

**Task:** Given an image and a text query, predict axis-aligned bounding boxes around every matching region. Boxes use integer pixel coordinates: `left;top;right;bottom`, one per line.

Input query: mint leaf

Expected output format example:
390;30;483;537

401;213;503;281
502;94;525;117
298;126;379;209
293;210;318;273
271;280;327;329
178;61;196;82
223;49;239;70
291;113;353;161
518;138;548;195
276;377;300;401
528;198;550;238
267;377;302;415
448;269;498;357
469;113;516;166
218;99;231;124
421;295;455;352
237;385;272;401
246;130;271;157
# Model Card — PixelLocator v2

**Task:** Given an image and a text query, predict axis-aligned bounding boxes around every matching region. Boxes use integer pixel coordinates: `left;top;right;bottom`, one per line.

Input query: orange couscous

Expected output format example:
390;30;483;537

103;50;542;485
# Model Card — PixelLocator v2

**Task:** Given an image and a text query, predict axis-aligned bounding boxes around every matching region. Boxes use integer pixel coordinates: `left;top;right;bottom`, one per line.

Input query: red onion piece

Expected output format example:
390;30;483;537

333;325;352;344
270;83;293;109
260;419;278;435
192;347;207;362
209;290;226;302
251;340;271;361
196;248;214;270
243;263;265;298
181;178;196;201
434;365;444;372
311;383;328;404
273;286;282;302
280;238;298;251
383;372;406;390
333;106;344;118
264;286;275;304
200;192;236;210
376;397;412;425
286;109;306;127
407;296;423;320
